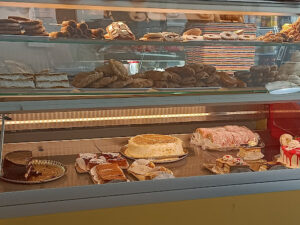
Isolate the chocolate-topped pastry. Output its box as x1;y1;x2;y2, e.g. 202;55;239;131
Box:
2;150;32;180
8;16;30;22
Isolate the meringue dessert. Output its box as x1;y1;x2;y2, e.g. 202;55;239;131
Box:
125;134;185;158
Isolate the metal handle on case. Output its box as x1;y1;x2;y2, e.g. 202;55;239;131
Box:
0;115;12;177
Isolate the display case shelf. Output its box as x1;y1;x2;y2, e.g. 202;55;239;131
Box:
1;35;300;47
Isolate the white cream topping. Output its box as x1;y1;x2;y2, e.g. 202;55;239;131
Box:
76;158;87;171
35;74;68;82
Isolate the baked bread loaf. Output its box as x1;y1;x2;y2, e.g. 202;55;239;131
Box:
126;134;185;158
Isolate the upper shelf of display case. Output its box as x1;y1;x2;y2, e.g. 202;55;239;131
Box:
0;0;300;15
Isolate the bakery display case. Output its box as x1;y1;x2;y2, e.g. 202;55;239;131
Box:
0;0;300;223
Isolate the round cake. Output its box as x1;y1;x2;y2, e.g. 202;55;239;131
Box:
125;134;184;158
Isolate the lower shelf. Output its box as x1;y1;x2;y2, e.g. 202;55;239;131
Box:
0;132;279;193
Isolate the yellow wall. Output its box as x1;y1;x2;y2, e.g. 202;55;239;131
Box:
1;190;299;225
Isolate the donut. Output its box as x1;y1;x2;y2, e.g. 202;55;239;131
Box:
183;35;203;41
203;34;221;40
220;31;238;40
238;34;256;41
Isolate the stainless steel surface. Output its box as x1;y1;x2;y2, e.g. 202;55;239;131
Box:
0;93;299;113
0;0;299;15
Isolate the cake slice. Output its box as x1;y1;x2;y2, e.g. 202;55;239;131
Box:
34;73;70;88
90;163;127;184
75;153;98;172
0;73;35;88
101;152;129;169
87;156;107;170
214;155;250;174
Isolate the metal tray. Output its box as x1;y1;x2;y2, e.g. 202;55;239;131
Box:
120;145;188;163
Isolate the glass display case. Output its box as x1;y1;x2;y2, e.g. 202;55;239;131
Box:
0;0;299;221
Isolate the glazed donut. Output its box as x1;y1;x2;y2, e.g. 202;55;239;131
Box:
203;34;221;40
238;34;256;41
280;134;293;146
220;31;238;40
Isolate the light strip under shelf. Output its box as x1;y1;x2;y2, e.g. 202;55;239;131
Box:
6;110;266;125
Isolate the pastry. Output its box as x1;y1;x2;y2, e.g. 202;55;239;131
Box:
0;73;35;88
91;28;105;39
125;134;185;158
153;80;169;88
105;21;135;40
95;64;114;76
220;31;238;40
238;34;256;41
191;125;259;150
90;163;127;184
145;71;170;81
101;152;129;169
127;78;153;88
75;153;98;172
140;33;164;42
203;64;216;74
194;71;209;80
161;32;182;42
109;59;129;80
2;151;33;180
218;72;238;87
166;66;195;77
238;147;264;161
107;78;133;88
203;34;221;40
278;134;300;168
181;76;196;85
183;28;202;36
214;155;250;174
167;72;182;83
89;76;118;88
62;20;77;28
87;156;107;170
220;15;244;23
128;159;174;181
71;71;103;88
188;63;204;73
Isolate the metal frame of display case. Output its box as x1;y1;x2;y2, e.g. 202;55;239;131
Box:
1;169;300;218
0;0;299;220
0;0;300;15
